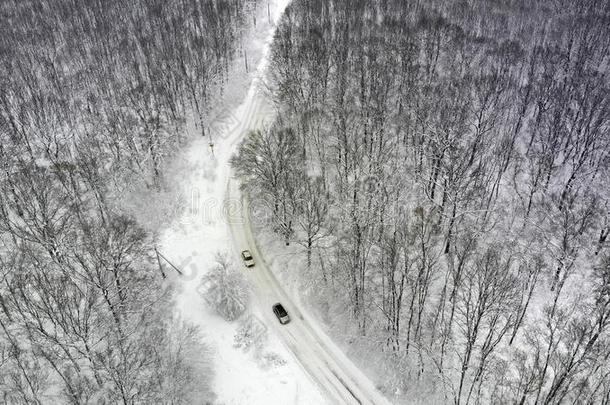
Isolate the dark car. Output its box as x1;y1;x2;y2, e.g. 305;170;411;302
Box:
272;303;291;324
241;250;255;267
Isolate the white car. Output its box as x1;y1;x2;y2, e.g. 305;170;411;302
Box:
241;250;255;267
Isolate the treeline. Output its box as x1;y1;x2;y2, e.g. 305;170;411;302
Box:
0;0;248;402
232;0;610;403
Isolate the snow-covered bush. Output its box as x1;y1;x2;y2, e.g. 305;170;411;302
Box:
199;252;249;321
259;352;287;369
233;315;268;353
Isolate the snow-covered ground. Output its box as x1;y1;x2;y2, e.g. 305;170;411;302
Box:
159;1;327;404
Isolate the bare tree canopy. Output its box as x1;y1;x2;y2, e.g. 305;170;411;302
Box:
232;0;610;402
0;0;251;402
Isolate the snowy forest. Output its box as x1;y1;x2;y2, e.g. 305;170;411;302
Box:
0;0;251;402
232;0;610;403
1;0;609;403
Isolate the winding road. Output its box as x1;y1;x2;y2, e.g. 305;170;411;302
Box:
213;36;393;405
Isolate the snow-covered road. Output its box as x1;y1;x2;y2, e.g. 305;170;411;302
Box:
216;12;392;405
